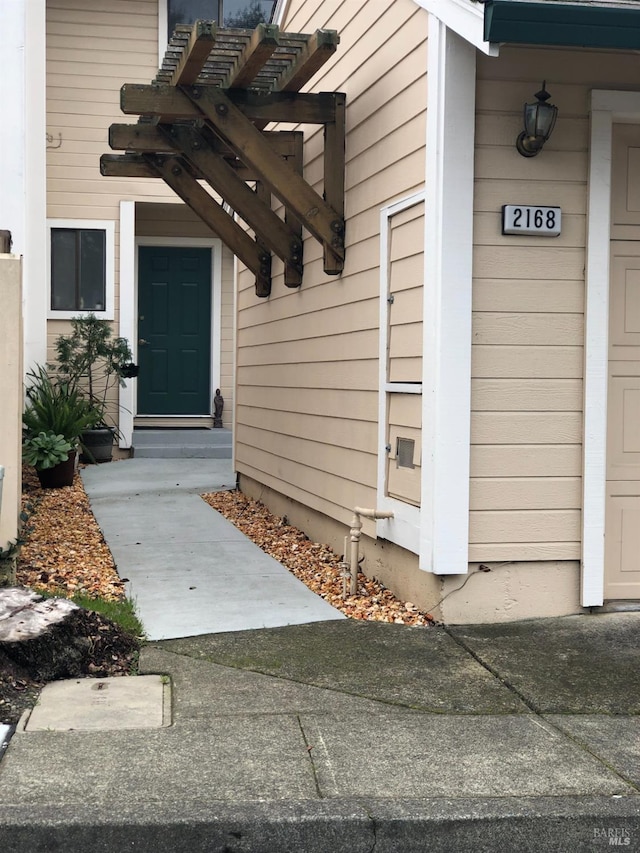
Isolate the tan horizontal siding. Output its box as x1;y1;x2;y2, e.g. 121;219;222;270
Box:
236;384;378;421
240;406;377;452
469;510;581;543
470;445;582;477
474;180;587;215
236;0;427;530
472;345;583;379
468;542;581;562
47;0;176;224
471;412;583;444
135;203;219;239
471;379;583;411
473;247;584;280
469;49;597;556
237;360;377;390
472;280;584;313
473;211;586;248
237;329;379;366
473;313;583;345
237;459;378;528
475;113;588;152
237;424;376;487
237;443;377;508
238;299;380;345
470;478;582;510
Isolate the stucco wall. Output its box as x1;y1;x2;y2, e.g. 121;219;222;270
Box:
0;255;23;551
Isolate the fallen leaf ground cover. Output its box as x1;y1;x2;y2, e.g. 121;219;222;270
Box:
202;490;436;627
17;466;125;601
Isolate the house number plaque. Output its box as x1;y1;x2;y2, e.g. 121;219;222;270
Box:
502;204;561;236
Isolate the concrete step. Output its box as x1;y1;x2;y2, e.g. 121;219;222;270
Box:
132;429;232;459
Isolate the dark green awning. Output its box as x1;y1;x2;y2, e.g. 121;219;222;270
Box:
484;1;640;49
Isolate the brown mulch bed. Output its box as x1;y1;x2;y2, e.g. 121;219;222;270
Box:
202;490;436;627
17;466;125;601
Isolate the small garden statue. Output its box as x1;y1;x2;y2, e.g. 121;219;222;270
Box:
213;389;224;428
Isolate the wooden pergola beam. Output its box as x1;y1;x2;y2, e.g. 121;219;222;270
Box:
169;20;217;86
274;29;339;93
161;123;302;279
120;84;338;124
146;154;271;296
322;92;346;274
110;24;347;288
183;86;344;272
222;23;279;89
100;152;160;178
109;123;302;161
284;131;304;287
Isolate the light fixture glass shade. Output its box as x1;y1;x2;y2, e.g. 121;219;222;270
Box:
516;82;558;157
523;100;556;139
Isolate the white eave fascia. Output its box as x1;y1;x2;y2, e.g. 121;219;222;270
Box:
412;0;500;56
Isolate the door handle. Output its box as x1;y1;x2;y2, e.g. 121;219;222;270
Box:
138;338;148;346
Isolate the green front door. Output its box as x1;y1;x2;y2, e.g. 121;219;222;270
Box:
138;246;211;415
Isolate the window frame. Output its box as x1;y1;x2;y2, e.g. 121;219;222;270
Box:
47;219;115;320
158;0;275;60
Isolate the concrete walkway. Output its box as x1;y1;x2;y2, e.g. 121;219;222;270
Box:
79;458;343;640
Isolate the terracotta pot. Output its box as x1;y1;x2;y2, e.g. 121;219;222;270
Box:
36;451;76;489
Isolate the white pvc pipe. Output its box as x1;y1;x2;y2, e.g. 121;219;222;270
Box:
348;507;394;596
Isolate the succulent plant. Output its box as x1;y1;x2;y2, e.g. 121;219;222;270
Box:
22;431;73;471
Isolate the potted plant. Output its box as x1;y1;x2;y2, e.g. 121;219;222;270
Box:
53;314;136;463
23;364;102;443
22;431;75;488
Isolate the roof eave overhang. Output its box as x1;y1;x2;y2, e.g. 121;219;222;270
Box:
413;0;500;56
485;1;640;50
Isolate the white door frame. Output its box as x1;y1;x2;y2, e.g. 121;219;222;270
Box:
377;191;425;555
118;200;223;446
583;90;640;605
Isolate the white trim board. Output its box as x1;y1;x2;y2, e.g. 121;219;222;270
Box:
582;90;640;606
376;22;476;576
420;18;475;575
1;0;47;369
119;201;136;449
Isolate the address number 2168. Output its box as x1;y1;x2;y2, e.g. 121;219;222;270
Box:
502;204;561;236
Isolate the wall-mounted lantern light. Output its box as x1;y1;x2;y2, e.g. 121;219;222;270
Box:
516;82;558;157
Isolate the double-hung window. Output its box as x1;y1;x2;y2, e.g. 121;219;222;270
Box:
48;220;115;319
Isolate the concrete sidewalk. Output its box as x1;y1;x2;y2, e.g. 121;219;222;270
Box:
1;617;639;852
1;458;639;851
